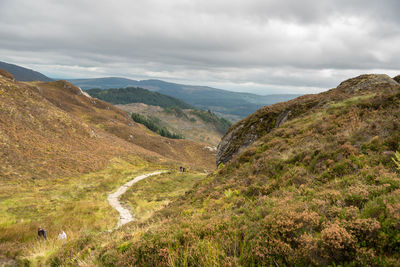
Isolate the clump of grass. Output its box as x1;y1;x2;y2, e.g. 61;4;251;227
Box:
393;151;400;170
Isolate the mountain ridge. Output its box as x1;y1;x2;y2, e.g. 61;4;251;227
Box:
68;77;301;117
0;61;52;82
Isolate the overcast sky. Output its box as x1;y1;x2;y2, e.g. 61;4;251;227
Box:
0;0;399;94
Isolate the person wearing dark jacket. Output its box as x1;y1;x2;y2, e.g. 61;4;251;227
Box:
37;227;47;241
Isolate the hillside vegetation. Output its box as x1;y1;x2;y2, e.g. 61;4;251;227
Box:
56;74;400;266
118;103;232;146
131;112;183;139
86;87;192;109
0;69;215;265
85;86;232;142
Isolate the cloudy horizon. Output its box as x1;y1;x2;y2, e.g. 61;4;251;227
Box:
0;0;399;94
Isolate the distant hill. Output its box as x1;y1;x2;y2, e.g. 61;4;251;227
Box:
86;87;193;109
117;103;232;146
86;86;231;145
0;60;52;82
68;77;301;117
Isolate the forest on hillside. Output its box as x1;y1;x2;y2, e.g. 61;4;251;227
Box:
86;87;192;109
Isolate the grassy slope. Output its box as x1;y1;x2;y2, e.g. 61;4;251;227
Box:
217;74;399;165
34;80;216;171
58;74;400;266
117;103;231;146
120;171;207;223
0;71;215;265
1;158;167;266
45;171;207;266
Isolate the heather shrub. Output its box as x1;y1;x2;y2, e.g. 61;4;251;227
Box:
320;223;355;262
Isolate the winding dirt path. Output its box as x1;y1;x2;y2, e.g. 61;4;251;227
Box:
107;171;167;228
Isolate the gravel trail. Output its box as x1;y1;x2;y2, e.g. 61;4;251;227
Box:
108;171;167;228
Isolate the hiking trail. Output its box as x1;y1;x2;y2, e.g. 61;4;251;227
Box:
107;171;167;228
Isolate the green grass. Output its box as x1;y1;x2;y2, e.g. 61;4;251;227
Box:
328;93;376;110
393;151;400;170
0;156;170;266
120;171;207;220
44;171;208;266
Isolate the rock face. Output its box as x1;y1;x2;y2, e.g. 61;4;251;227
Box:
216;74;400;166
275;110;291;127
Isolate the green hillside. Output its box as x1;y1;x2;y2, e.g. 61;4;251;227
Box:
131;112;183;139
187;109;232;134
86;87;193;109
52;74;400;266
117;104;232;146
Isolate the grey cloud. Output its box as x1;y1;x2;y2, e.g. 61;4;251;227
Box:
0;0;399;94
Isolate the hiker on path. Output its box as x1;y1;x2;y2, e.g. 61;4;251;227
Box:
58;230;67;240
37;227;47;241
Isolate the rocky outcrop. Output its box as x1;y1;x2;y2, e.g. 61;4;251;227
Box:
336;74;398;93
275;110;291;127
216;92;329;166
216;74;400;166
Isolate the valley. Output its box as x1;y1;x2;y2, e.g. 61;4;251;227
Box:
1;1;400;266
44;74;400;266
0;66;399;266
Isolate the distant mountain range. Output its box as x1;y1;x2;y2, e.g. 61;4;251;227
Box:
0;60;52;82
0;61;302;118
68;77;302;118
